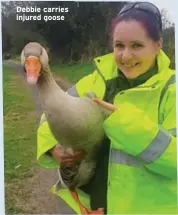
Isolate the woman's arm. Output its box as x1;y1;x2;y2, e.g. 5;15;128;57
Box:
94;84;176;179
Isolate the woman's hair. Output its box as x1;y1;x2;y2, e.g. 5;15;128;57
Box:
111;8;162;43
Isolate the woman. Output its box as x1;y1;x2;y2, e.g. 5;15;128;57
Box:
37;2;177;214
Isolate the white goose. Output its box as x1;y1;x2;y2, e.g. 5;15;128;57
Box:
21;42;110;214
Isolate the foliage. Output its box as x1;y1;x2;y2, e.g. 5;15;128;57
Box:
162;24;175;69
2;1;175;67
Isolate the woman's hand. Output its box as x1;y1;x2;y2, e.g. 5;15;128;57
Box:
92;98;118;112
50;144;86;166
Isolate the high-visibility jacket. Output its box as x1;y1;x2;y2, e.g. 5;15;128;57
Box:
37;49;177;214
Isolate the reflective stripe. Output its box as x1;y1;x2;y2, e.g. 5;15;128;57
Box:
39;116;47;127
169;128;177;137
159;74;175;109
158;74;175;124
67;86;79;97
110;149;142;167
138;128;171;163
110;128;172;166
85;92;97;99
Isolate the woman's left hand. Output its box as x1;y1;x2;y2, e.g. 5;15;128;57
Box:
93;98;118;112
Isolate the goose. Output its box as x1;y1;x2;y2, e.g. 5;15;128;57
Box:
21;42;111;214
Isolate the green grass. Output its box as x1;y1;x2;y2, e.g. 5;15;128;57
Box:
3;54;20;62
3;64;39;213
51;61;94;83
10;54;21;62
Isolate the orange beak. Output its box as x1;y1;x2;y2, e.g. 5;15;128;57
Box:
25;56;41;85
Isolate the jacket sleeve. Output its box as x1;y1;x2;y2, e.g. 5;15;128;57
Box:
103;83;176;179
37;113;59;168
37;72;97;168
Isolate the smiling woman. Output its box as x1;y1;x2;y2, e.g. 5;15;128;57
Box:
111;2;162;80
113;20;162;79
36;1;177;215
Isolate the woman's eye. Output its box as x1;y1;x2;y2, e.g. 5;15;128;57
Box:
133;43;143;48
115;43;124;48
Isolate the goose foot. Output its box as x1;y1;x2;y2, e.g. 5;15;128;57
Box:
69;188;104;215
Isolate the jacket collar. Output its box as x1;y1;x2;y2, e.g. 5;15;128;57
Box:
93;49;172;84
119;64;158;88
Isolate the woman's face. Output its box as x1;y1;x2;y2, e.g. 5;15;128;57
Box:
113;20;162;79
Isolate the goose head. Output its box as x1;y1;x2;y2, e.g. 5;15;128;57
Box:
21;42;49;85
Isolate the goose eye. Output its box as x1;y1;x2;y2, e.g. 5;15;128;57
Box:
23;64;27;73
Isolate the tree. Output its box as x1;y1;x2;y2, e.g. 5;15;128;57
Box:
2;1;175;66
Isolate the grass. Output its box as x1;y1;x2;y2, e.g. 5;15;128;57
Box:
3;64;39;213
5;54;21;62
11;55;21;61
51;61;94;83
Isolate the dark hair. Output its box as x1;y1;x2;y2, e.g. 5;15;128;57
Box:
111;8;162;44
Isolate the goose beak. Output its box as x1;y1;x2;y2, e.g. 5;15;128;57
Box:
25;56;41;85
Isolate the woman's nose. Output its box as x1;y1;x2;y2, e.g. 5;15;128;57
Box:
121;48;133;61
